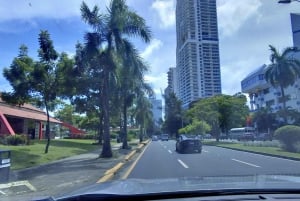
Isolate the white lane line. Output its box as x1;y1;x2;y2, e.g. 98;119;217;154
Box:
0;191;5;195
178;159;189;168
168;150;172;154
232;158;260;168
203;150;208;153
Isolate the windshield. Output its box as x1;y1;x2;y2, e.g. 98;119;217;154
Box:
1;0;300;200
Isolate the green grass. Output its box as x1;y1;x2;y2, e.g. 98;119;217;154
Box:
0;139;102;170
203;140;300;160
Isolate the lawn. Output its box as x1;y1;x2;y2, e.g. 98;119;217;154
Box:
203;140;300;160
0;139;102;170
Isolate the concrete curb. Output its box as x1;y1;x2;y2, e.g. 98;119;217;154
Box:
97;139;151;183
214;145;300;161
124;150;137;161
104;162;124;175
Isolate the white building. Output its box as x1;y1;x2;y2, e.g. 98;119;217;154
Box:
241;64;300;112
241;13;300;112
176;0;221;108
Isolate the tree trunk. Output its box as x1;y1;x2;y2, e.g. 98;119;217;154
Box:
122;103;129;149
98;112;103;145
44;103;51;154
280;85;288;124
100;68;112;158
139;125;143;143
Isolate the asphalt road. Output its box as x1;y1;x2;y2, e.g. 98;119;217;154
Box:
127;140;300;179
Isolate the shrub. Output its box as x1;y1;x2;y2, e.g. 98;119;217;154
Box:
274;125;300;152
4;134;27;146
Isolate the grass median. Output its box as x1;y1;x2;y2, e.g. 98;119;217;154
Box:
0;139;103;170
203;140;300;160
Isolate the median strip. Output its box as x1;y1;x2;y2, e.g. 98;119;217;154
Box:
104;162;124;175
124;150;137;161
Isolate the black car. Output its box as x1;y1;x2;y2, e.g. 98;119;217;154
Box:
176;135;202;154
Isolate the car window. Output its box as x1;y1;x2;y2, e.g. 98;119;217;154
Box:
1;0;300;200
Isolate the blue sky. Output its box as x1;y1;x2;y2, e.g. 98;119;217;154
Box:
0;0;300;100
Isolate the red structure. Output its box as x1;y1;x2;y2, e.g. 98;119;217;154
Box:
0;97;85;139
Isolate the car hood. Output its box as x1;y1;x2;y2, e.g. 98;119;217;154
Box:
58;175;300;199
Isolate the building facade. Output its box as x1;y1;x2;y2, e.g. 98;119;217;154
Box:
241;13;300;113
167;67;178;95
291;13;300;48
241;64;300;112
176;0;221;108
149;97;163;127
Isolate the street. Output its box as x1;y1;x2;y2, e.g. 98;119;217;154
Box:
126;140;300;179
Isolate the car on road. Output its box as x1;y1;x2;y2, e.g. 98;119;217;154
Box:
151;135;159;141
176;134;202;154
160;134;169;141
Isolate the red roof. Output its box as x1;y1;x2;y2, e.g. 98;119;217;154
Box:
0;98;61;123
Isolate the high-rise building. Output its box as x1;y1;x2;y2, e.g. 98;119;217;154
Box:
167;67;178;95
149;97;163;127
176;0;221;108
291;13;300;48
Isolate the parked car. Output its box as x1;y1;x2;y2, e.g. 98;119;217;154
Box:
152;135;159;141
176;134;202;154
160;134;169;141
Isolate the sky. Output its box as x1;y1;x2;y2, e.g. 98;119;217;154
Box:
0;0;300;101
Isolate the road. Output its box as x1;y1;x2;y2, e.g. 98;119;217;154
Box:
126;140;300;179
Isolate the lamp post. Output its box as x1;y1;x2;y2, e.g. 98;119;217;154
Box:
278;0;300;3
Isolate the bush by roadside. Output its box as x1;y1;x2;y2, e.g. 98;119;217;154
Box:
0;134;28;146
275;125;300;153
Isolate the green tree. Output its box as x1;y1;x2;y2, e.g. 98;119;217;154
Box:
179;119;210;136
186;94;249;141
3;31;71;153
116;50;153;149
163;92;182;138
265;45;300;123
79;0;151;157
134;93;154;142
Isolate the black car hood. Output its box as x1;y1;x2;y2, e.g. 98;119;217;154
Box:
57;175;300;199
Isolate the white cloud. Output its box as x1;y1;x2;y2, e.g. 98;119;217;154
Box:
217;0;262;37
151;0;175;29
141;38;163;59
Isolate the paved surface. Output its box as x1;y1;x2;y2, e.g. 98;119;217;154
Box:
127;140;300;179
0;142;137;201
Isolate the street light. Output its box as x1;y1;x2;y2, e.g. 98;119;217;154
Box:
278;0;300;3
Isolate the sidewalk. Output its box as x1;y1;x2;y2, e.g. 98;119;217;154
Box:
0;141;140;201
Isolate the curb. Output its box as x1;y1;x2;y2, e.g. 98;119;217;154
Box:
97;139;151;183
215;145;300;161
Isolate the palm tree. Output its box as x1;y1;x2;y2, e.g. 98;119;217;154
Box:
135;93;154;142
80;0;152;157
116;44;153;149
265;45;300;123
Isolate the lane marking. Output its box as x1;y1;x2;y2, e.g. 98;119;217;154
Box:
0;191;5;195
168;150;172;154
177;159;189;168
203;150;208;153
121;141;151;179
232;158;260;168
